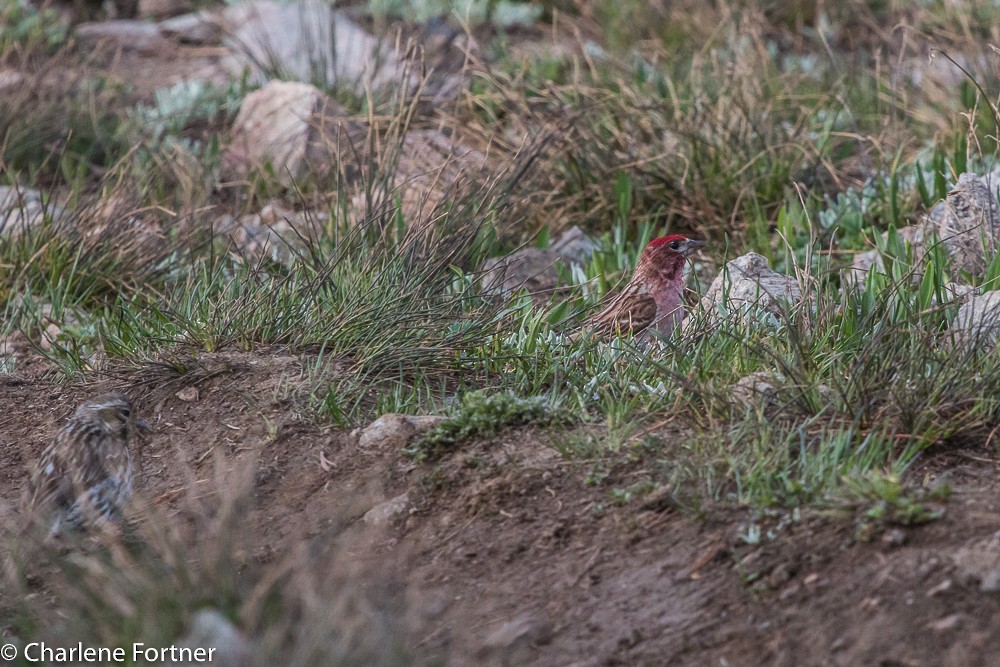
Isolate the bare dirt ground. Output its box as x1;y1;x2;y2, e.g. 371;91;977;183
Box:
3;352;1000;666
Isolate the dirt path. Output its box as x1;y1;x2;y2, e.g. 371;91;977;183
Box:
2;357;999;665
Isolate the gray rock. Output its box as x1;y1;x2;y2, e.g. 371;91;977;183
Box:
550;226;599;265
846;172;1000;285
934;172;1000;277
481;247;560;296
75;20;170;53
355;413;445;450
0;186;48;235
480;226;598;295
731;371;783;409
159;12;220;44
476;616;553;666
688;253;802;329
222;0;409;93
362;493;410;527
843;222;931;285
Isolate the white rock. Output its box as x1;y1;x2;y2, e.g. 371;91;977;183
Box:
951;290;1000;350
221;81;366;187
222;0;409;93
689;253;802;328
357;413;445;449
159;12;220;44
0;69;23;93
171;608;252;667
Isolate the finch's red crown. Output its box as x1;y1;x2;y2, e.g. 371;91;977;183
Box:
647;234;691;248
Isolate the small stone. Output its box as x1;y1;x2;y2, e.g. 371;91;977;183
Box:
935;173;1000;278
176;387;200;402
549;226;599;265
357;413;445;449
843;222;931;285
953;534;1000;587
0;331;29;357
362;493;410;527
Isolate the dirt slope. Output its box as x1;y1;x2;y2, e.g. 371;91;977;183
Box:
2;354;1000;666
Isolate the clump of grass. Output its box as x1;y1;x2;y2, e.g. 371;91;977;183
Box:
1;457;412;666
407;390;562;460
833;470;952;541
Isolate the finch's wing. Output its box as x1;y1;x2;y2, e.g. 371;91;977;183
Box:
585;286;658;339
23;441;75;515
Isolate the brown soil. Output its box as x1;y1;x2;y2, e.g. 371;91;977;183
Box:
3;352;1000;666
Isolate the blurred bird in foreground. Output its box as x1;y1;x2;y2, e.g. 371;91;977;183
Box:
22;392;149;539
581;234;704;342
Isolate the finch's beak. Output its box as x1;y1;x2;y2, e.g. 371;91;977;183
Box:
136;417;153;434
683;239;705;253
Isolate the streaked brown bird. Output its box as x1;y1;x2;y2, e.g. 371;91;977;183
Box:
22;392;148;538
582;234;704;341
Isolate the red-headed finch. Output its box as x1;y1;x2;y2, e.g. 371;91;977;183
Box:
22;392;149;538
582;234;704;341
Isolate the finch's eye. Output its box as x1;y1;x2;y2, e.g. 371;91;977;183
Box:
669;241;680;250
121;408;130;418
